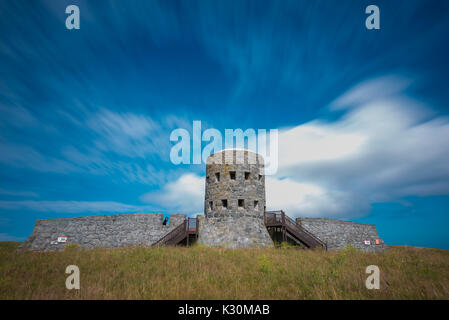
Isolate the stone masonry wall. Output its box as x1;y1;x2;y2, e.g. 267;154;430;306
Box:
197;214;273;248
296;218;386;252
21;213;186;251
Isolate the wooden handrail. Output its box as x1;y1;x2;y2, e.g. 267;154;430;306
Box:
187;217;197;231
265;210;327;249
296;223;326;247
153;219;186;246
153;217;199;247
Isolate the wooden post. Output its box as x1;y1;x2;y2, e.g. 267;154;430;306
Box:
185;219;189;246
281;211;286;242
196;217;199;234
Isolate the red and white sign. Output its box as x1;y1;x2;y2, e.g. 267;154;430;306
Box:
57;236;67;243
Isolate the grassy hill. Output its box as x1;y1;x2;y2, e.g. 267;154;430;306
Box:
0;241;448;299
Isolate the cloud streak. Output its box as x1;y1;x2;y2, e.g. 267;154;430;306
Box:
0;188;39;198
0;106;179;185
0;200;156;214
87;109;164;158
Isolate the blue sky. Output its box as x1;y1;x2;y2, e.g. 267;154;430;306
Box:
1;0;449;249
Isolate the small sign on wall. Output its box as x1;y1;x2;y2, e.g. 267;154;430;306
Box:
58;236;68;243
364;240;371;245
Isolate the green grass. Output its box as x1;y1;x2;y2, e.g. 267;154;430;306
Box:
0;241;448;299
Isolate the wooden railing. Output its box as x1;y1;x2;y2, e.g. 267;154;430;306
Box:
186;217;198;232
265;210;327;249
153;217;198;247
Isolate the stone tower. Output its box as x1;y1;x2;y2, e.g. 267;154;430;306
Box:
198;149;274;248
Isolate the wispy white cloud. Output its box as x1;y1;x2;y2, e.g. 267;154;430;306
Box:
0;104;38;127
87;109;165;158
59;109;181;185
265;177;371;219
0;107;178;185
140;173;204;213
0;142;78;173
0;200;156;214
330;75;414;111
272;76;449;218
0;188;39;198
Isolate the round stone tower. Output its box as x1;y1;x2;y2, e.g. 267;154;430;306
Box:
198;149;273;248
204;149;265;218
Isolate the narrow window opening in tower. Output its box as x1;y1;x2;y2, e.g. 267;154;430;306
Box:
258;174;262;181
206;176;210;183
238;199;244;208
209;201;213;210
254;200;259;209
230;171;236;180
215;172;220;182
244;172;250;180
222;199;228;208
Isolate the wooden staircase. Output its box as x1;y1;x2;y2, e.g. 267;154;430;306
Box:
264;210;327;249
152;212;325;249
153;217;198;246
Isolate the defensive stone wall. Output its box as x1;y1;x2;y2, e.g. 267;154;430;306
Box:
296;217;386;252
21;213;185;251
197;214;273;248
